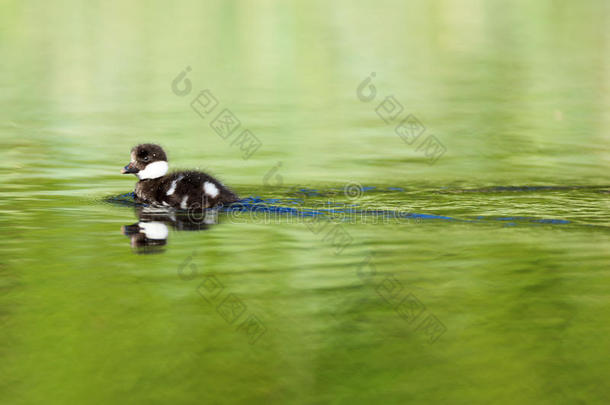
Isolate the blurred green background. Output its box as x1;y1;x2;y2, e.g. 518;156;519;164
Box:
1;0;609;404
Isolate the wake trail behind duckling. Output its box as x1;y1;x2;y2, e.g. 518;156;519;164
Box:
102;185;605;229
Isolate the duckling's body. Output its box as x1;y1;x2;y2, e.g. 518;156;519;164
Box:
135;170;238;209
121;144;239;209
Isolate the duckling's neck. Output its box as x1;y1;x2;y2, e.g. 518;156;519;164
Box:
135;177;164;202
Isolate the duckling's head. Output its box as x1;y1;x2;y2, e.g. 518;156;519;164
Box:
121;144;168;179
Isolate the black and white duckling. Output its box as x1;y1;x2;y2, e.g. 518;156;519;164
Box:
121;144;239;209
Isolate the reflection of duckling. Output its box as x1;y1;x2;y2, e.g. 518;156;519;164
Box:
122;221;168;254
121;206;219;253
135;206;218;230
121;143;239;209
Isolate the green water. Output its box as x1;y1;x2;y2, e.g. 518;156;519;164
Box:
1;1;610;404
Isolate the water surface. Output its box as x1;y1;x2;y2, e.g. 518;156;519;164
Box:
1;1;610;404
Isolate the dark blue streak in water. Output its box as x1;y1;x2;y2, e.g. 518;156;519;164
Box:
106;192;573;226
484;216;570;224
228;197;457;221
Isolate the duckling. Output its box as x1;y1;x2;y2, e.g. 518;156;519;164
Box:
121;144;239;209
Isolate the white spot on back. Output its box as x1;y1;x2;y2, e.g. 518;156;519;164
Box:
204;181;219;198
137;161;169;180
166;175;183;196
180;195;188;209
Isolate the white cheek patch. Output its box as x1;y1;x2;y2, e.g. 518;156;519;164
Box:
137;161;169;180
166;175;183;196
138;221;169;240
204;181;219;198
180;196;188;209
